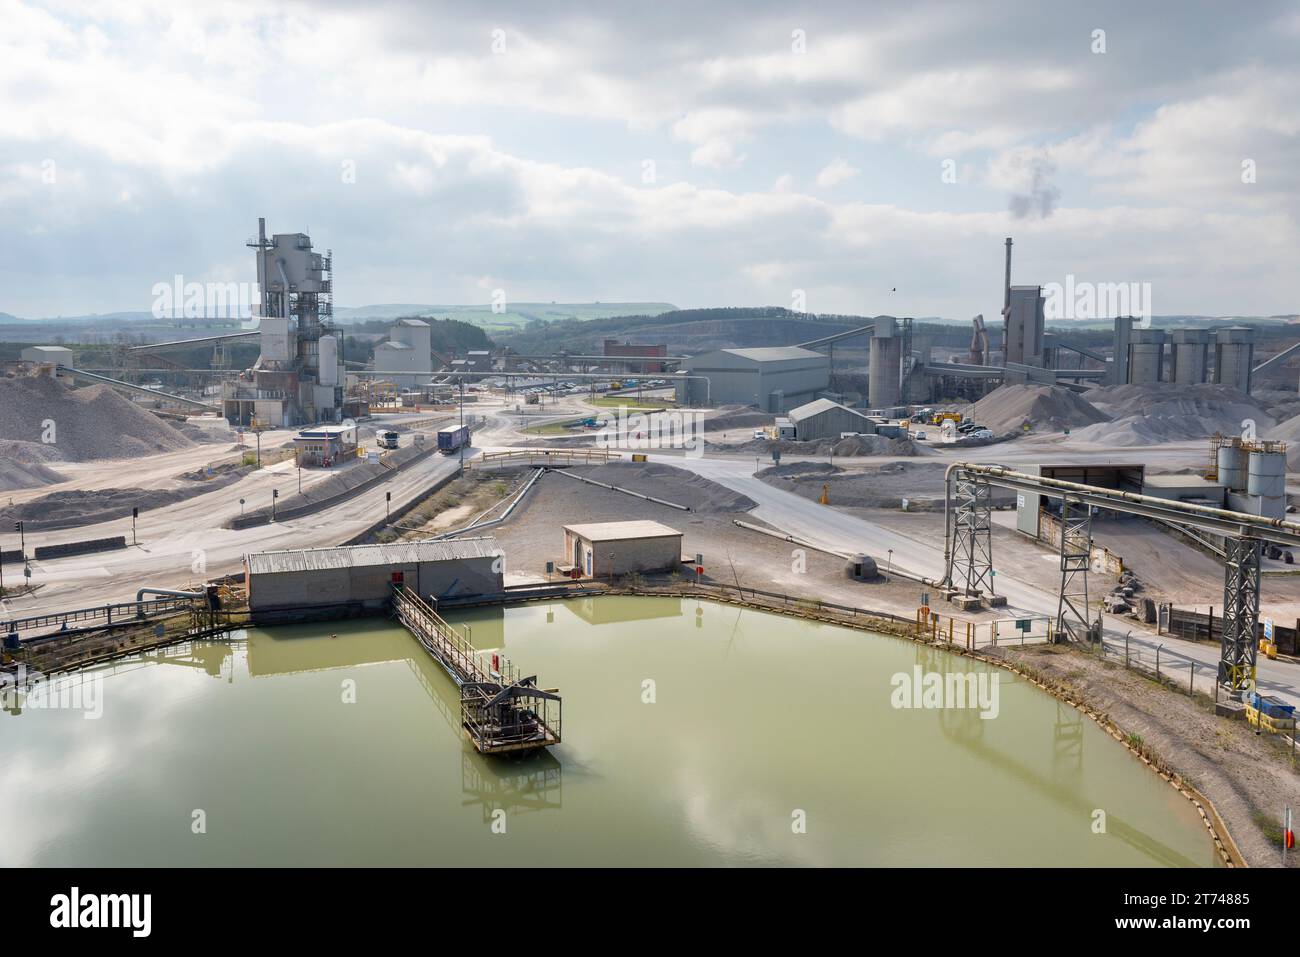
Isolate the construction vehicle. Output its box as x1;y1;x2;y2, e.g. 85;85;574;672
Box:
377;431;400;450
932;411;963;426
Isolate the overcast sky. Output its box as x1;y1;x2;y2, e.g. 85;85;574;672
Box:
2;0;1298;320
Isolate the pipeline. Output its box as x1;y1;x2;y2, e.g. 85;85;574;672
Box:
545;467;691;511
942;460;1300;587
432;468;545;539
135;587;205;618
731;520;941;587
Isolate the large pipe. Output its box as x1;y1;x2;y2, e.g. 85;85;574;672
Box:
135;586;205;618
942;463;1300;587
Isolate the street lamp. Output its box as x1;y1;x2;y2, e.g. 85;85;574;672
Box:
886;549;893;576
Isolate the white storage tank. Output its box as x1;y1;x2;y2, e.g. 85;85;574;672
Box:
319;335;339;386
1217;441;1248;491
1247;448;1286;499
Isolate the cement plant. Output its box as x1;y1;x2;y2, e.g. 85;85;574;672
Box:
2;3;1297;918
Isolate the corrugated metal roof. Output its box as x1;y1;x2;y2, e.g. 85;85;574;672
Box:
564;520;682;541
722;346;825;362
788;398;869;422
246;537;501;575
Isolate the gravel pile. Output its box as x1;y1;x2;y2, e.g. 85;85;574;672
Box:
967;384;1109;433
0;377;195;462
0;440;67;491
758;460;962;510
567;461;756;513
1071;383;1272;447
705;406;774;432
721;434;927;457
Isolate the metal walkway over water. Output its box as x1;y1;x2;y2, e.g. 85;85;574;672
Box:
391;585;561;755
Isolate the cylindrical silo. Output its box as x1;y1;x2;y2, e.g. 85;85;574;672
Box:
1169;329;1209;384
1214;327;1255;392
1247;449;1286;497
319;335;339;386
1127;329;1166;384
869;317;902;408
1248;448;1286;518
1217;440;1248;492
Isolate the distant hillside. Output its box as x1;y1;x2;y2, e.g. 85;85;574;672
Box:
333;301;677;335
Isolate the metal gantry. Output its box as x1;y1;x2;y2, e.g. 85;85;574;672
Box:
1056;498;1094;643
944;463;1300;694
1220;536;1261;693
950;475;995;599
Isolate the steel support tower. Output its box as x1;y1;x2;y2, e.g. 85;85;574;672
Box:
1056;498;1093;642
950;475;994;598
1219;536;1261;693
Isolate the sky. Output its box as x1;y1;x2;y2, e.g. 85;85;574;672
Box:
1;0;1298;321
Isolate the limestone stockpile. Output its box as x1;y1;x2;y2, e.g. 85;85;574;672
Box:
1072;383;1273;447
967;384;1109;434
0;376;194;463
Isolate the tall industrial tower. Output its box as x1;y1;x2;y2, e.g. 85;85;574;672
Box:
223;218;343;426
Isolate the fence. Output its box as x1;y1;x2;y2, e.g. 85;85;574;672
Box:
1159;603;1297;656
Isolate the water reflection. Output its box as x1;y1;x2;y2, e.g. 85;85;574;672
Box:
237;622;565;819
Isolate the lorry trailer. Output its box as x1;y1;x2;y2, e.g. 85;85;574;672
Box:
437;424;471;454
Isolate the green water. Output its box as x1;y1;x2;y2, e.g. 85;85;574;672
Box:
0;596;1219;866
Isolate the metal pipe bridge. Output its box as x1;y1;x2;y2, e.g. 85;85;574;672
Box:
941;462;1300;695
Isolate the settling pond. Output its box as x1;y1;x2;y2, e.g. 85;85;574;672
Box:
0;596;1220;866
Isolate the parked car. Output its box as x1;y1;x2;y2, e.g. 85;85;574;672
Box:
752;429;767;439
913;430;927;441
970;429;994;440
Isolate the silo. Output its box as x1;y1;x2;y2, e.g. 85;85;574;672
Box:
319;335;339;387
1127;329;1165;384
1168;329;1209;384
869;317;902;408
1217;440;1248;492
1247;447;1286;518
1214;327;1255;392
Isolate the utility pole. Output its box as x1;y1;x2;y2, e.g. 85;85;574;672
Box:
271;488;279;522
459;377;465;478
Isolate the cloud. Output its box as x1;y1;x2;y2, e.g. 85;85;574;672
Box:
0;0;1298;318
815;158;860;189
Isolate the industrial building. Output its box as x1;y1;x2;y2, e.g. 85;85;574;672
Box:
244;538;504;617
786;398;877;441
372;319;434;388
562;520;683;578
1214;327;1255;392
20;345;74;367
1004;285;1046;366
1169;329;1210;384
292;424;359;467
222;218;342;427
868;316;904;407
603;339;667;374
676;347;830;412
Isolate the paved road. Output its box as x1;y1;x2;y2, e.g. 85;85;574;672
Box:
1;418;507;620
657;451;1300;710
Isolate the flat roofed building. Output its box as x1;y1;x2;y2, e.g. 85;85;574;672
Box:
245;538;503;614
562;520;683;578
20;345;74;366
677;346;830;412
